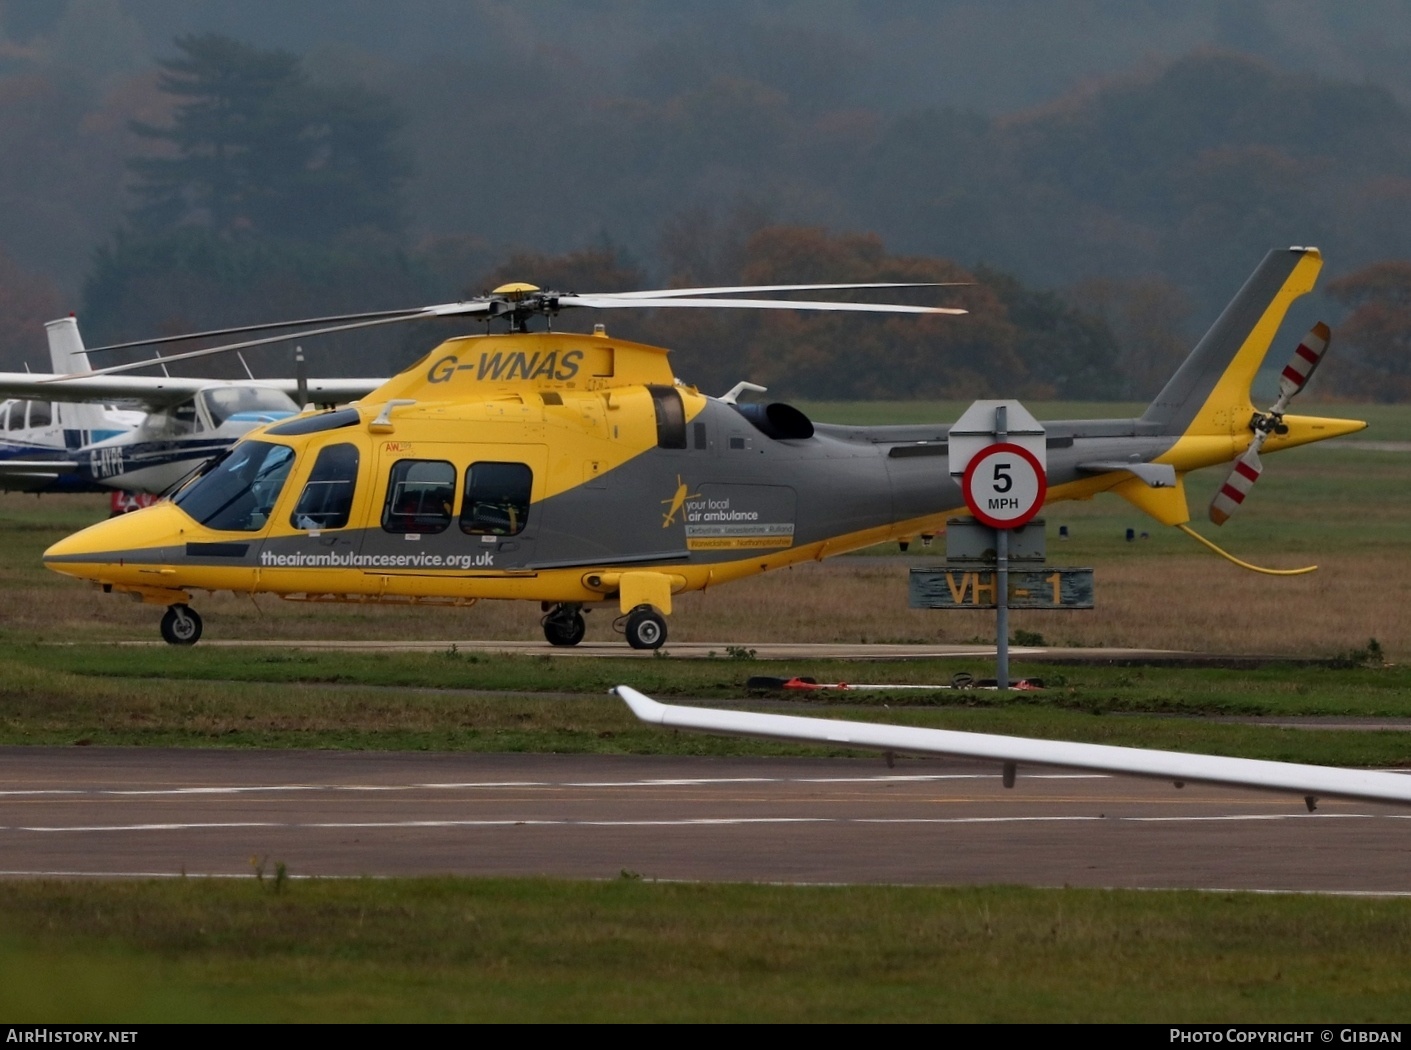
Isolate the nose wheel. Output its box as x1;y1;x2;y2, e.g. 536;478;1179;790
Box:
160;603;203;646
542;603;586;647
624;605;667;650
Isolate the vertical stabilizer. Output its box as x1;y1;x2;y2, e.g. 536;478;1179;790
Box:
1141;248;1322;436
45;316;93;373
44;316;110;435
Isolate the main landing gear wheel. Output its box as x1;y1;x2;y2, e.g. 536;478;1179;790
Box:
624;605;667;650
542;604;586;647
160;603;202;646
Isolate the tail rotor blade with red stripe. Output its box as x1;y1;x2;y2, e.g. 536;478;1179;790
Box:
1275;321;1331;410
1209;449;1264;526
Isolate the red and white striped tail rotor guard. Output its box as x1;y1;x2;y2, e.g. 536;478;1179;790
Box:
1209;450;1263;525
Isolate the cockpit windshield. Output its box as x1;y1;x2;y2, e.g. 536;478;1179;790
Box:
200;387;299;428
172;440;295;532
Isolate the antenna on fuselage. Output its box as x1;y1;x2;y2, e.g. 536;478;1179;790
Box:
294;346;308;408
719;381;767;405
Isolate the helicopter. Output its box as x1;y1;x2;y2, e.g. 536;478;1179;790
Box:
41;247;1364;647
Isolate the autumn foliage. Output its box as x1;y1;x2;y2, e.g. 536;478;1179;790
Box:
626;227;1119;400
1325;263;1411;401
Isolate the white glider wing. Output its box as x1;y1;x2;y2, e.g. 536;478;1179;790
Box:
613;686;1411;807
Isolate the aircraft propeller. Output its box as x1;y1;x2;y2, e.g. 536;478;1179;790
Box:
1208;321;1331;526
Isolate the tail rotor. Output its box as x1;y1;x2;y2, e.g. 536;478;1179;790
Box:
1208;322;1330;526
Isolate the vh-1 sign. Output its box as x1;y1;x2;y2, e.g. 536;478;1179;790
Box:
909;567;1094;610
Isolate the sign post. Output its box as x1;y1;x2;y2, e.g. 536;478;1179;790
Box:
907;399;1092;690
961;406;1043;688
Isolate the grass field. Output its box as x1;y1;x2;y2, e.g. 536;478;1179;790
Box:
0;646;1409;765
0;399;1406;1021
3;880;1411;1023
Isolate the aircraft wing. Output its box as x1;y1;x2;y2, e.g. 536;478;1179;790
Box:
0;372;209;410
613;686;1411;808
0;373;383;411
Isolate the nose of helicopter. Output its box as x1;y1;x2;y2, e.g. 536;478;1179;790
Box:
43;501;192;581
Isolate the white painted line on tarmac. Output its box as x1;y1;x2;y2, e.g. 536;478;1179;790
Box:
4;812;1386;833
0;772;1107;798
2;868;1405;895
0;870;350;880
1125;813;1376;823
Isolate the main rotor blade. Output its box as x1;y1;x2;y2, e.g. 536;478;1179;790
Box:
84;307;437;354
558;294;966;315
82;284;967;355
62;287;963;380
608;282;967;299
45;306;490;381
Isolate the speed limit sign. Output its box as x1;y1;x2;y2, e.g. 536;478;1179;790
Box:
961;442;1047;529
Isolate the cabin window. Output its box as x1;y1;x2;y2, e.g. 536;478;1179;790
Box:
169;399;201;436
6;402;23;430
201;387;298;427
0;404;12;430
693;421;707;450
172;440;296;532
382;460;455;534
647;385;687;449
460;462;533;536
27;402;50;428
290;443;360;531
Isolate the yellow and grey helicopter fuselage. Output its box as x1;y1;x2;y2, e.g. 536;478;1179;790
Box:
41;248;1366;647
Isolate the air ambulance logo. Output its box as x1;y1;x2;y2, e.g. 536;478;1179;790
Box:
661;475;701;528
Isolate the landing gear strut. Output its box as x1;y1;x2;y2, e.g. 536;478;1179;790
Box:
624;605;667;650
542;603;586;647
160;603;202;646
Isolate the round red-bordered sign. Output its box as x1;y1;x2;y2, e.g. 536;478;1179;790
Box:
961;442;1047;528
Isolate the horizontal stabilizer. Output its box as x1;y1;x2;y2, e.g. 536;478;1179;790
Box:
1078;461;1177;487
0;461;78;475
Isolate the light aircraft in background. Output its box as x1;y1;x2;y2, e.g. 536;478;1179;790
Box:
0;317;382;497
40;249;1363;646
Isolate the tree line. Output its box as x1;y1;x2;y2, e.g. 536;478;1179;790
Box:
2;32;1409;400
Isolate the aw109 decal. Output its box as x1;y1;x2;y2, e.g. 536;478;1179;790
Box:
682;484;796;551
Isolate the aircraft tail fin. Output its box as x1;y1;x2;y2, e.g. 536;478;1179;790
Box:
44;316;110;433
45;315;93;374
1140;248;1322;436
